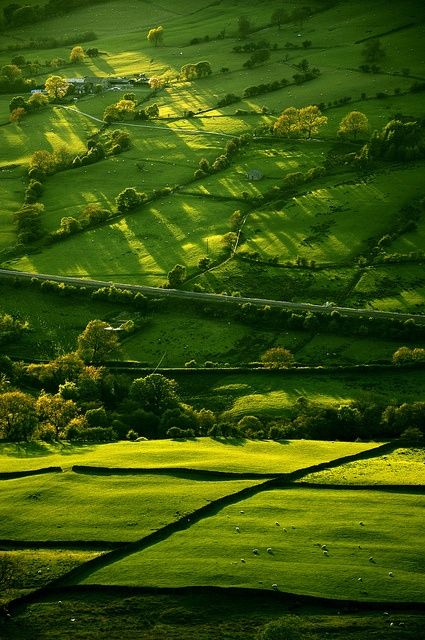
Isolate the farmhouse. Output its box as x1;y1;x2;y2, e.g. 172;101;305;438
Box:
246;168;263;181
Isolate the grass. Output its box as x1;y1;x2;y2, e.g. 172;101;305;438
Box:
349;263;425;312
6;591;425;640
0;471;260;542
0;548;98;605
299;447;425;485
82;486;425;603
0;438;379;474
175;368;425;419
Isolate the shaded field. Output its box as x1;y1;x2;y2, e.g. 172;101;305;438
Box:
83;486;425;603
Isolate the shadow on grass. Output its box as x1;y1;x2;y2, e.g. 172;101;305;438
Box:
3;441;96;458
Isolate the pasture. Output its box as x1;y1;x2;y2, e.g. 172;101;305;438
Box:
82;486;425;603
0;438;378;474
300;447;425;485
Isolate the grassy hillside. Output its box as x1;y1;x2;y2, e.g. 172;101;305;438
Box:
83;486;425;603
0;438;378;473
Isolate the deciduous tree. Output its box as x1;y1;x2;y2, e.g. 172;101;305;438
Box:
69;46;84;64
77;320;121;363
0;391;38;441
44;75;70;100
338;110;369;140
261;347;294;369
129;374;179;415
147;25;164;47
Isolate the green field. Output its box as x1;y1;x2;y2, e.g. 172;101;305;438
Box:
0;438;378;473
0;471;260;542
300;447;425;485
1;1;425;635
83;486;425;602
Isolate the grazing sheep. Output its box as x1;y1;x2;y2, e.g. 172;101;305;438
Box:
368;557;374;563
388;572;393;577
235;526;240;533
240;558;245;563
240;510;245;514
321;545;328;551
272;584;278;591
275;522;280;527
358;577;362;582
252;548;259;555
283;528;287;532
267;547;273;554
359;522;365;526
323;550;329;556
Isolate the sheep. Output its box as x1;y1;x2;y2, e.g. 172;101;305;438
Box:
368;557;375;563
267;547;273;554
388;572;393;577
240;510;245;514
359;521;365;526
323;550;329;556
358;577;362;582
240;558;245;563
252;548;259;555
283;528;287;532
271;584;278;591
275;522;280;527
321;544;328;551
235;526;240;533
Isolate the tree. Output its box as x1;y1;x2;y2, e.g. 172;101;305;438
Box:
27;92;48;111
10;106;25;122
298;105;327;138
77;320;121;363
36;392;78;437
44;75;70;100
148;76;164;91
338;111;369;140
362;39;385;64
115;98;136;118
129;374;179;415
70;46;84;64
9;95;26;112
273;107;300;137
147;25;164;47
1;64;22;82
238;15;251;39
271;8;287;29
115;187;145;212
261;347;294;369
167;264;186;288
0;391;38;441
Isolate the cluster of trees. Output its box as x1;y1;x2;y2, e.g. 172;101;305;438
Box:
193;134;250;180
180;61;212;81
13;203;44;244
364;119;425;163
233;40;278;54
243;49;270;69
274;105;328;138
103;96;159;123
2;0;105;27
2;344;423;443
0;62;35;93
392;346;425;366
0;313;29;345
9;93;49;123
115;187;146;213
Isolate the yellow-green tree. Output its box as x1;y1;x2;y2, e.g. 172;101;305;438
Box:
273;107;300;137
261;347;294;369
338;110;369;140
148;76;164;90
70;46;84;64
10;106;25;122
27;92;48;110
44;75;70;100
298;105;327;138
147;25;163;46
77;319;121;363
274;105;327;139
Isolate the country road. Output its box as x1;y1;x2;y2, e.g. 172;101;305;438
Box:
1;267;424;324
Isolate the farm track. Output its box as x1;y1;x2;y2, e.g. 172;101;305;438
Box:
6;441;412;613
1;268;424;323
